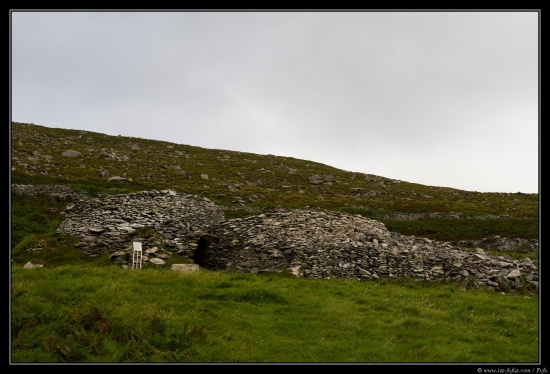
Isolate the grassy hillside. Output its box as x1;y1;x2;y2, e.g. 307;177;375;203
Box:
11;121;539;250
10;121;539;256
9;122;540;364
11;121;538;218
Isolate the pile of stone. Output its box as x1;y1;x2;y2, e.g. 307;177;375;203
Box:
196;209;538;293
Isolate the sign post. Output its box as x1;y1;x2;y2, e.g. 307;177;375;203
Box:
132;242;143;269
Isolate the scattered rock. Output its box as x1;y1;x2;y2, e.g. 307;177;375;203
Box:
61;150;81;158
171;264;199;272
23;261;43;269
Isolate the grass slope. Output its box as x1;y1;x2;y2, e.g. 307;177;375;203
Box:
11;121;538;218
10;121;541;364
11;266;539;363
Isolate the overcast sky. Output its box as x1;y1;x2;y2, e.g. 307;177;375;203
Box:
10;10;540;194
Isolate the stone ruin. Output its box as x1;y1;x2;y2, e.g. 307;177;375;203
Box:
52;188;225;262
12;185;539;293
196;209;538;293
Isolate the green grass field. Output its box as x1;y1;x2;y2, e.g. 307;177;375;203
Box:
11;265;539;363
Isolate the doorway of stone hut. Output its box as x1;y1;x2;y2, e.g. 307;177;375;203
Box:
192;234;217;270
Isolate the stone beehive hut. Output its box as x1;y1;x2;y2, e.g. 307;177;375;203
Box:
55;188;225;258
194;209;538;293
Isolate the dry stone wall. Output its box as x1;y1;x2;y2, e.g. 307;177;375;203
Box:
12;183;86;199
12;185;539;293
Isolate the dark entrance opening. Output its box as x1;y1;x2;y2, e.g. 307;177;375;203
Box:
192;234;218;270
